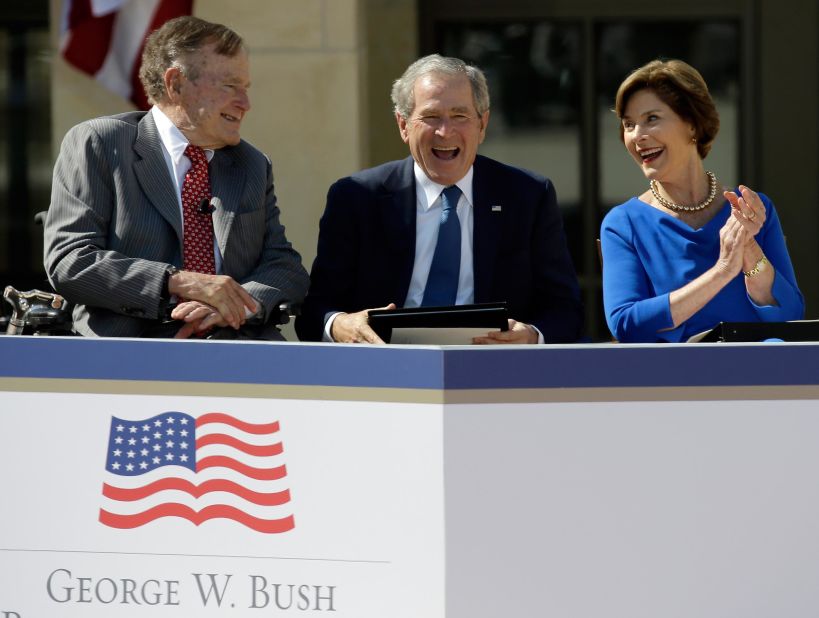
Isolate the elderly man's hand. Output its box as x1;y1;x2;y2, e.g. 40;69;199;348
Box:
170;300;228;338
168;271;257;330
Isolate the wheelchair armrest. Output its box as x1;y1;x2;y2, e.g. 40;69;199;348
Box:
3;286;72;335
273;302;301;326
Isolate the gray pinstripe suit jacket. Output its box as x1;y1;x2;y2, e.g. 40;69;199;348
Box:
44;110;309;337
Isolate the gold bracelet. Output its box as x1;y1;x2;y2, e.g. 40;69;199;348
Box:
744;256;768;278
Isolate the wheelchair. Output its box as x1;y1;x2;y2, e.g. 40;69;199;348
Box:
2;211;297;337
1;284;298;337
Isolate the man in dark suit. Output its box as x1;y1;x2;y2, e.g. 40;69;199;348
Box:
45;16;308;339
296;54;582;344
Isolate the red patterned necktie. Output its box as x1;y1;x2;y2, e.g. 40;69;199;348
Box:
181;145;216;275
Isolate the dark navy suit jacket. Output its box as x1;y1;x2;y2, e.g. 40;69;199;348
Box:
295;155;583;342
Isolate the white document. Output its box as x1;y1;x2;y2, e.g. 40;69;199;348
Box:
389;327;498;345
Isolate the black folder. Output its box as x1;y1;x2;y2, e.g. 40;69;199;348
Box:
696;321;819;342
367;302;508;343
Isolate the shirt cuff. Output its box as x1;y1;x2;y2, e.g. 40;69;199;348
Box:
244;295;265;323
323;312;343;342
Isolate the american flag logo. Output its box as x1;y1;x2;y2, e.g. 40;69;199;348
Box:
99;412;294;534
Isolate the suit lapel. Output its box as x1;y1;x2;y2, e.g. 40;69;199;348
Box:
208;150;244;262
133;113;183;248
380;157;417;304
471;156;502;302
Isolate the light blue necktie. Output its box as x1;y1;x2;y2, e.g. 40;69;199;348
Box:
422;185;462;306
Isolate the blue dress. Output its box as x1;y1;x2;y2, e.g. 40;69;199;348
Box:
600;193;804;343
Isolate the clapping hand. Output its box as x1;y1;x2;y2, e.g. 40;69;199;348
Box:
715;215;749;278
725;185;765;239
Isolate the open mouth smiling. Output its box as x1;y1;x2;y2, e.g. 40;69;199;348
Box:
638;147;663;164
432;146;459;160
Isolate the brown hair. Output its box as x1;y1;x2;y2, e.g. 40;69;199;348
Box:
615;59;719;158
139;16;245;105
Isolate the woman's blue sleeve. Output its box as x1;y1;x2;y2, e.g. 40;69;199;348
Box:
749;195;805;321
600;208;677;342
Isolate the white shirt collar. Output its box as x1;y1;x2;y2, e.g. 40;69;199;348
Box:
150;106;214;164
413;162;474;211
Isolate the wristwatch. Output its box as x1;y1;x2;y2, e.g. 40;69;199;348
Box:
163;265;180;293
159;265;180;317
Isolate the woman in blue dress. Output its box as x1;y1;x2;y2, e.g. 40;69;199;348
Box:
600;59;803;343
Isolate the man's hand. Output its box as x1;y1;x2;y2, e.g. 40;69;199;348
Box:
331;303;396;344
472;319;539;345
168;270;257;330
170;300;227;338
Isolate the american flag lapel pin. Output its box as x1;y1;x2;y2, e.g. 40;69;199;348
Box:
491;205;502;212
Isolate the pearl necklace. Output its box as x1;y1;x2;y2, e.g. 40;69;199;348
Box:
650;171;718;212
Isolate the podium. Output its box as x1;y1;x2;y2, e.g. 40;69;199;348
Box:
3;337;819;617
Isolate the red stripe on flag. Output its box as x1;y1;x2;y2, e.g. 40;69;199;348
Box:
99;505;296;533
197;456;288;481
62;2;117;76
130;0;194;109
197;413;281;435
102;479;292;506
67;0;94;27
196;433;284;456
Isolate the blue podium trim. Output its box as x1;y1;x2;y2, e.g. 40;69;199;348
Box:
2;337;819;391
0;337;443;389
442;344;819;389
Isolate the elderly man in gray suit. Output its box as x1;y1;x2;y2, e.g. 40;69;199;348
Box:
45;16;308;339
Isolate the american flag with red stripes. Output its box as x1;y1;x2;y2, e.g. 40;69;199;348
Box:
59;0;193;109
99;412;295;534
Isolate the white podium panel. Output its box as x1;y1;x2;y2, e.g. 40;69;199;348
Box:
444;399;819;618
0;386;445;617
